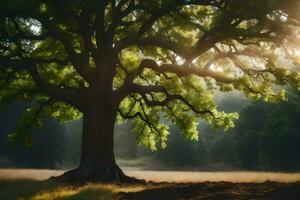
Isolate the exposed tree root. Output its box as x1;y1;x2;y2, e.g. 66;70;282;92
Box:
47;165;146;185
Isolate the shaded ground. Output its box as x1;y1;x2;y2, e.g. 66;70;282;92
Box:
120;181;300;200
0;169;300;199
0;180;150;200
1;179;300;200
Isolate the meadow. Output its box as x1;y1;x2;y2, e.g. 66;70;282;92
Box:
1;169;300;200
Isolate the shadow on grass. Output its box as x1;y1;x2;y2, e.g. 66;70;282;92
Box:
0;179;116;200
119;181;300;200
2;179;300;200
0;179;50;200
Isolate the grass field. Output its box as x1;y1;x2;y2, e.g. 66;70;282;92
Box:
1;169;300;183
0;169;300;199
0;179;150;200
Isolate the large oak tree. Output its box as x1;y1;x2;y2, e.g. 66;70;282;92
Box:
0;0;300;183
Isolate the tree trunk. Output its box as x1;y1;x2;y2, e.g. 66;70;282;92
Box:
77;108;121;182
50;102;143;184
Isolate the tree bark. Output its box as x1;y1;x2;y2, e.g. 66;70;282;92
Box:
76;107;120;182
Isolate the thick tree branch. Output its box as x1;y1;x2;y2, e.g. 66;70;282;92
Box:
115;36;192;57
77;9;97;58
145;93;213;115
0;57;82;109
139;59;236;83
138;6;172;35
34;14;93;81
95;0;108;49
120;83;215;118
116;58;236;101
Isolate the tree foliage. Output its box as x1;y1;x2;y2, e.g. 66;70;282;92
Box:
0;0;300;150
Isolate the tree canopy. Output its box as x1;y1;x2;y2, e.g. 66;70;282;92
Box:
1;0;300;151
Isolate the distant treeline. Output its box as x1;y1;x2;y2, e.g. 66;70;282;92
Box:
153;89;300;171
0;90;299;171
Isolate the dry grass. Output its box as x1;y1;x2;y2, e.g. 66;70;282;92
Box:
1;169;300;200
0;169;64;181
29;183;149;200
0;179;150;200
1;169;300;183
0;169;152;200
126;170;300;183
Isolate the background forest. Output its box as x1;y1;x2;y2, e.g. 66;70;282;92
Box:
0;89;299;171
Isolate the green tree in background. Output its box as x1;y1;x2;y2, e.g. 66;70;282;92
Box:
155;125;207;168
0;102;65;168
189;96;247;169
0;0;300;182
235;90;300;171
